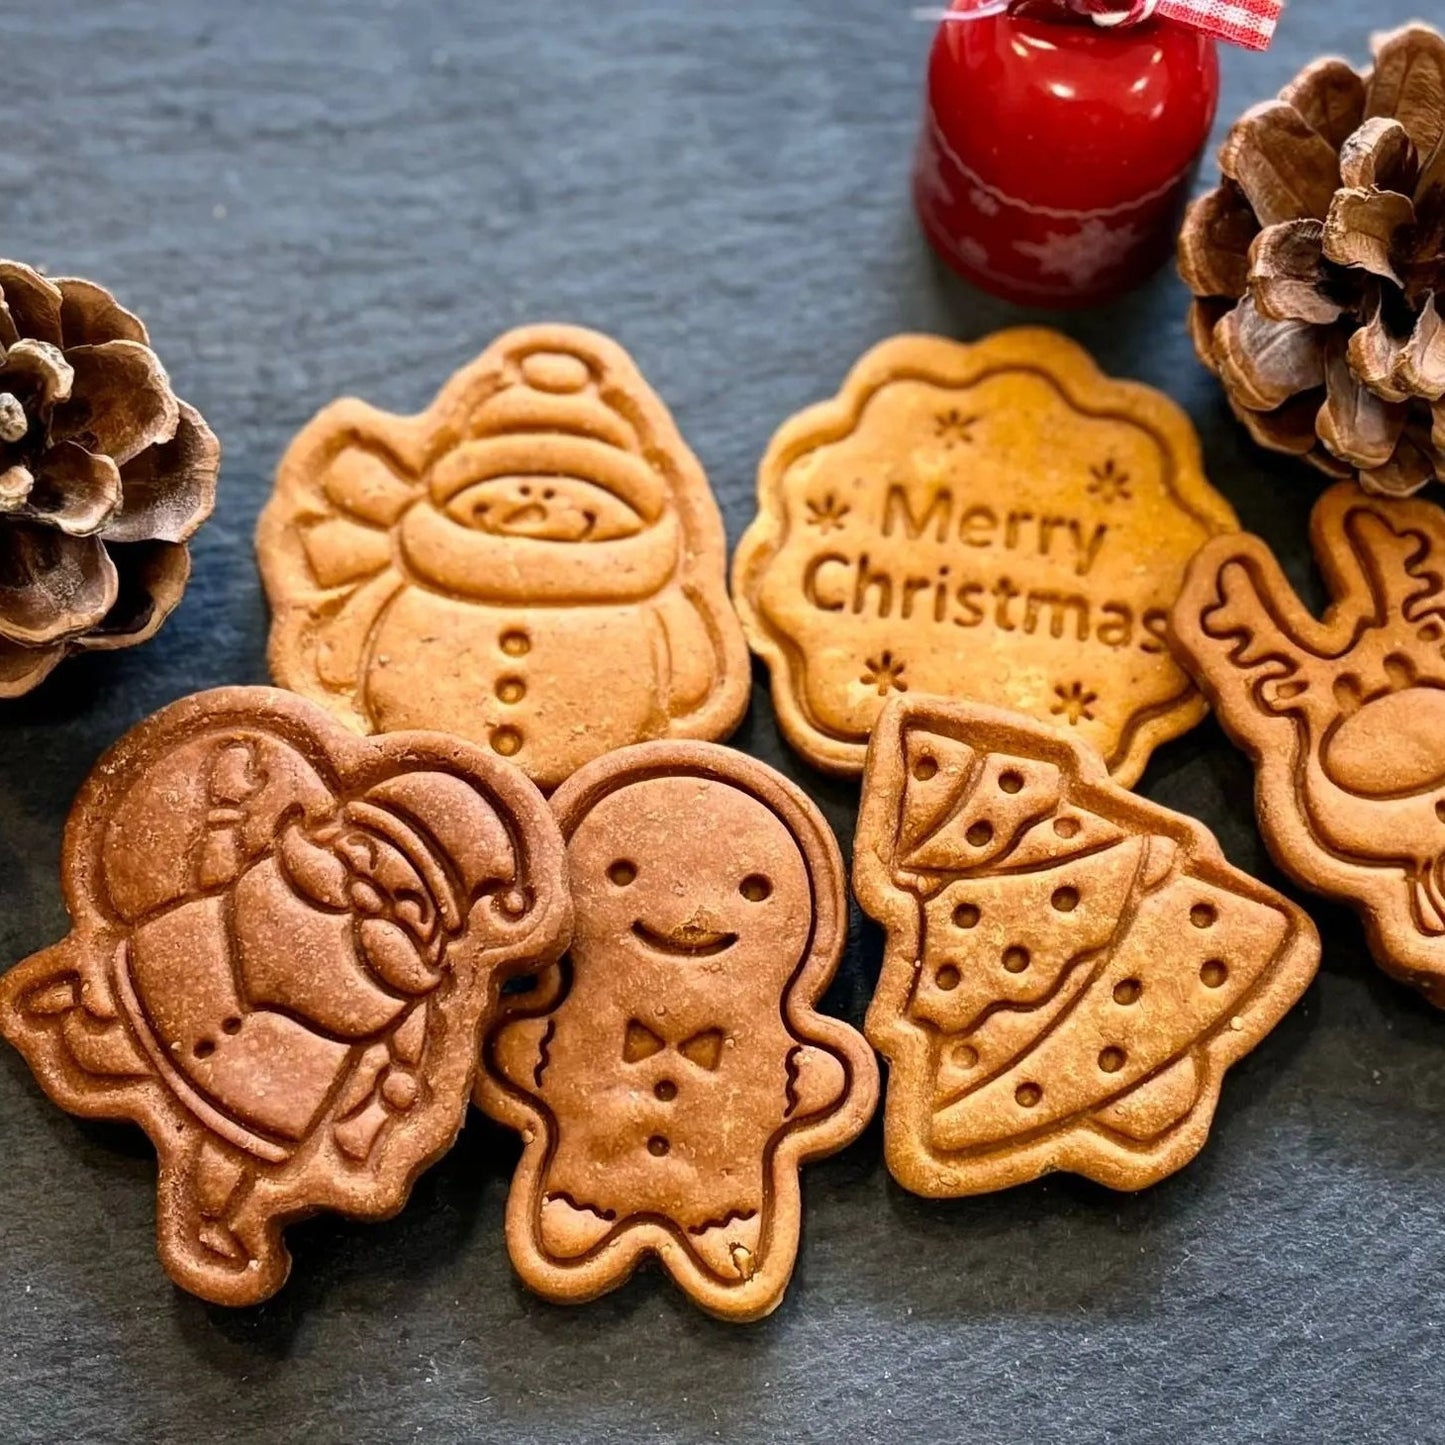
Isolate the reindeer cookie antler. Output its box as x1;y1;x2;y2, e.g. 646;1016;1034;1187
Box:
1171;483;1445;1004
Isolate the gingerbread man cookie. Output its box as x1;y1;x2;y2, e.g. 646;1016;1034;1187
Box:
854;695;1318;1196
0;688;570;1305
732;329;1238;783
1172;483;1445;1006
258;325;750;790
476;742;878;1322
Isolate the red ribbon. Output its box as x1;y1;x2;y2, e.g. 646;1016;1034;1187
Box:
948;0;1282;51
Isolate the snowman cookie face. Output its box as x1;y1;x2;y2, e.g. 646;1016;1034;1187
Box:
258;325;750;790
0;687;570;1306
477;742;879;1323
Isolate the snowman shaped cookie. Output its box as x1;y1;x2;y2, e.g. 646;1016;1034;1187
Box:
258;326;750;789
477;741;878;1322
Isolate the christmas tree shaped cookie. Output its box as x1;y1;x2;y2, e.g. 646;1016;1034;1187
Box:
854;695;1319;1196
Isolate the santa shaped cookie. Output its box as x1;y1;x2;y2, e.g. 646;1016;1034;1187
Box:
0;688;570;1305
476;742;878;1322
854;695;1319;1196
258;326;750;790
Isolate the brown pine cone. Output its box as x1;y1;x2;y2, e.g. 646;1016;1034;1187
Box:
0;259;219;696
1180;24;1445;497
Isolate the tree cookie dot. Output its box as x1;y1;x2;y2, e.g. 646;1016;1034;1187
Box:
913;755;938;782
1015;1082;1043;1109
1190;903;1217;929
496;676;526;704
500;629;531;658
1113;978;1142;1006
1002;945;1030;974
935;964;961;991
1098;1046;1126;1074
608;860;637;887
951;1042;978;1069
1200;959;1228;988
1051;886;1080;913
998;770;1024;794
966;821;994;847
953;902;981;929
1054;816;1080;839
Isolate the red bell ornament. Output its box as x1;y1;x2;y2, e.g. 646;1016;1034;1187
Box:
915;0;1226;307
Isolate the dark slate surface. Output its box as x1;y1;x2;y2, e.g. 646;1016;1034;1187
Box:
1;2;1439;1441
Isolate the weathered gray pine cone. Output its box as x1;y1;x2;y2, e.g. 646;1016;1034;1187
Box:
0;259;219;696
1180;24;1445;496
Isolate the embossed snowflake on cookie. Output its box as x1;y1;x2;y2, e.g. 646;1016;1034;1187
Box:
732;329;1239;783
0;687;570;1305
476;741;878;1322
1171;484;1445;1006
854;695;1319;1197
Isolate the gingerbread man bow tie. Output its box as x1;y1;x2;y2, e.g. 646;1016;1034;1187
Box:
623;1020;725;1071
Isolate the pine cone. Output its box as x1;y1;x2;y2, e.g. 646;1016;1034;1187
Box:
1180;24;1445;497
0;260;219;696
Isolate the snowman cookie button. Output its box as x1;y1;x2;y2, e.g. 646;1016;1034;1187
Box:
258;325;751;790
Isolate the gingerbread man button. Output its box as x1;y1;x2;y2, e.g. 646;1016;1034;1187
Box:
258;325;750;790
476;742;878;1322
0;688;570;1305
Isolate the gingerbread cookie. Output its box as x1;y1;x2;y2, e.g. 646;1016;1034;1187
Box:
476;742;878;1322
732;329;1238;783
1171;483;1445;1006
854;695;1318;1197
258;325;750;790
0;687;570;1305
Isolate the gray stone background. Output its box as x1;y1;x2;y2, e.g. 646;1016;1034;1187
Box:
0;2;1439;1441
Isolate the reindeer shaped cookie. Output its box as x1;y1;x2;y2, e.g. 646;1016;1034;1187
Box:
0;688;569;1304
1172;484;1445;1006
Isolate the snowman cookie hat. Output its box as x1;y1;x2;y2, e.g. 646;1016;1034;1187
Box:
428;329;671;526
401;326;688;607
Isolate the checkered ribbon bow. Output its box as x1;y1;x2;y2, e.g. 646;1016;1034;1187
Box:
952;0;1282;51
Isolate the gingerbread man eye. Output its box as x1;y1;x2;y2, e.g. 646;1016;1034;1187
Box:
607;860;637;887
739;874;772;902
